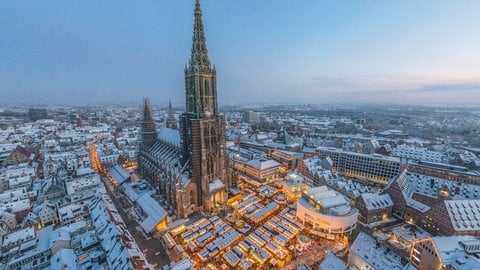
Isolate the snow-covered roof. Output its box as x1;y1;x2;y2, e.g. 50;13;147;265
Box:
121;180;153;202
320;252;348;270
50;228;70;247
445;200;480;231
65;174;101;195
432;235;476;255
393;144;444;163
109;165;130;185
58;203;86;220
57;220;87;234
402;172;480;200
287;172;304;183
316;146;401;162
319;195;348;209
50;248;78;270
2;227;35;247
76;167;95;176
391;224;430;243
4;166;35;179
406;198;430;213
429;236;480;267
273;149;301;157
301;186;353;216
157;127;181;147
148;141;182;174
361;193;393;211
170;258;194;270
246;159;280;170
6;226;53;268
305;186;329;197
209;179;225;192
350;232;404;270
8;176;30;187
137;194;167;233
88;194;135;270
0;198;30;213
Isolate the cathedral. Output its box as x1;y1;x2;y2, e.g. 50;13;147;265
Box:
138;0;228;218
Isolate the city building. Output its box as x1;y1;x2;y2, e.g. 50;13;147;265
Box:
271;150;303;174
136;193;168;233
316;146;402;185
237;158;280;185
50;249;78;270
5;226;53;270
88;193;145;270
33;201;58;227
393;144;445;163
242;111;260;124
58;203;89;226
410;236;480;269
3;2;480;270
2;145;31;168
384;170;480;236
362;139;380;154
0;144;19;167
297;156;334;187
296;186;358;240
281;172;309;201
0;107;156;268
320;252;349;270
348;232;406;270
355;193;394;224
108;164;130;187
407;160;480;185
0;212;17;231
96;145;119;167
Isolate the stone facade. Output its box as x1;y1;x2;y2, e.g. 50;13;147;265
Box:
139;0;227;217
179;0;227;212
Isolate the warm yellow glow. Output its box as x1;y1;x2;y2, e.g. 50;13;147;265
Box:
227;194;242;205
154;218;167;231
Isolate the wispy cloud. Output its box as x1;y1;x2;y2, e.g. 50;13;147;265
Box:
415;82;480;93
291;78;480;105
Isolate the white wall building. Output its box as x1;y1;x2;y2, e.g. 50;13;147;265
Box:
296;186;358;240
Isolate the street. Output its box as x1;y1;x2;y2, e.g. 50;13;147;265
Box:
101;176;170;269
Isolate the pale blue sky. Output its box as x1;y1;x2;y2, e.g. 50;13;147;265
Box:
1;0;480;105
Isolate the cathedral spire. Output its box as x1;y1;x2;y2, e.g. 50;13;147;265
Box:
140;98;157;149
190;0;210;69
166;99;178;129
143;98;154;123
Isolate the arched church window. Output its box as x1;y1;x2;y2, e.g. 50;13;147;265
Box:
204;79;210;96
190;191;195;204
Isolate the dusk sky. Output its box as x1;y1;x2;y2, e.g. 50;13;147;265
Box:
1;0;480;106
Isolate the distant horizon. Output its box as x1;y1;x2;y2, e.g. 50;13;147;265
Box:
1;101;480;110
2;1;480;105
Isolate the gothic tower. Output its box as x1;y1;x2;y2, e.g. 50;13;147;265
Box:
181;0;227;212
166;99;178;129
140;98;157;149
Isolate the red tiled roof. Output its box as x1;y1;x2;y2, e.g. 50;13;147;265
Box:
14;145;31;157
